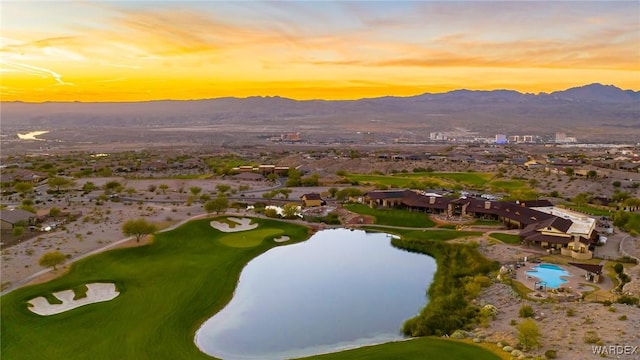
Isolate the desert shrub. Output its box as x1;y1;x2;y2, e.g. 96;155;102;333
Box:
264;209;278;218
617;295;639;306
566;308;575;317
545;349;558;359
618;315;627;321
613;263;624;274
519;304;534;318
584;330;600;344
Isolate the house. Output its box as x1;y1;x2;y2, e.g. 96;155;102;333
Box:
620;163;640;173
364;189;598;259
0;208;36;231
365;190;409;208
300;193;324;207
569;263;603;283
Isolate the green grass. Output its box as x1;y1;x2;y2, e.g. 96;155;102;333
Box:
489;233;521;244
1;217;309;360
344;204;435;227
507;280;534;298
563;204;613;217
488;179;527;191
218;228;283;248
297;337;501;360
72;284;89;300
2;217;502;360
419;172;492;186
346;172;492;188
346;174;416;187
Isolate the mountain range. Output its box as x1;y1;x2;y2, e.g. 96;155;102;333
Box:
2;83;639;142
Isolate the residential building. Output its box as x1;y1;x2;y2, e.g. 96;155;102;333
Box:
300;193;325;207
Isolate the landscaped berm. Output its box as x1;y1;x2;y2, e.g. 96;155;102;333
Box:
1;217;500;360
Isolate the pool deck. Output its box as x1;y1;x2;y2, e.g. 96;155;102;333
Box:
514;261;613;295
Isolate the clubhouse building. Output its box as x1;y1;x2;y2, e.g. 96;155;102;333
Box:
364;189;598;260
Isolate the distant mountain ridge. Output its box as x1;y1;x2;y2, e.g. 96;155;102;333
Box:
4;83;639;105
2;83;639;142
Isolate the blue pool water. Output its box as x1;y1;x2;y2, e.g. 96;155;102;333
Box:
525;263;571;288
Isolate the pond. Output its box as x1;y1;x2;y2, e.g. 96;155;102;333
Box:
195;228;436;359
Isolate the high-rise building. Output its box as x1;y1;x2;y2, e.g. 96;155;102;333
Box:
495;134;507;144
555;132;567;143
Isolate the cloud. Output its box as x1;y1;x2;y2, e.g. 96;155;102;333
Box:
0;60;74;86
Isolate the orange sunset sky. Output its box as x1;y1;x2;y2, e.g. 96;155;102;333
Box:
1;1;639;102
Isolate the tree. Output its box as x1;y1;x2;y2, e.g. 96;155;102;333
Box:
286;168;302;187
517;319;542;350
301;174;320;186
82;181;98;192
328;187;339;198
336;187;363;201
125;187;137;196
563;167;574;177
572;192;592;206
48;176;74;192
586;170;598;180
613;263;624;274
612;190;630;203
147;184;157;193
189;186;202;196
104;180;123;194
158;184;169;194
13;226;24;239
39;251;66;270
14;181;34;196
278;188;292;199
262;191;276;204
122;218;157;243
216;184;231;195
282;203;299;219
264;208;278;218
49;207;61;217
204;195;229;215
623;197;640;210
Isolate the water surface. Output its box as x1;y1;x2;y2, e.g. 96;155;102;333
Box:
525;263;571;288
195;228;436;359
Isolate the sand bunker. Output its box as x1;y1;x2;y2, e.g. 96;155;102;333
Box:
210;217;258;232
28;283;119;316
273;236;290;243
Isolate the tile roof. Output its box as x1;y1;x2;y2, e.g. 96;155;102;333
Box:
0;209;35;224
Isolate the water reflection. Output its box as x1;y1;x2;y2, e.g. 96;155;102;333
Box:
195;228;436;359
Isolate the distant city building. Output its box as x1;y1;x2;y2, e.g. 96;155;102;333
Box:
495;134;507;144
429;132;446;141
555;132;577;143
280;132;301;142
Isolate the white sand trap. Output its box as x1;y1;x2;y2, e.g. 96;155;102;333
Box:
210;217;258;232
28;283;119;316
273;236;290;243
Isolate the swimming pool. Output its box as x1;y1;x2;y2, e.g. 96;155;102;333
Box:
525;263;571;289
